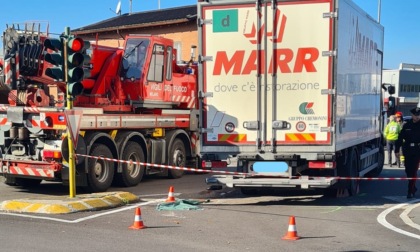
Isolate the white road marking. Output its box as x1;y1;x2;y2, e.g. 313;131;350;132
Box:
400;203;420;230
0;199;163;223
377;198;420;240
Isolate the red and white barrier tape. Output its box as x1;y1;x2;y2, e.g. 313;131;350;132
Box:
75;154;419;180
75;154;248;176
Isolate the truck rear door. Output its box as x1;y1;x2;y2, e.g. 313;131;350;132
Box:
199;0;334;157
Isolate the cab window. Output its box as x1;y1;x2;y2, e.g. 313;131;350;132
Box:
147;44;164;82
121;38;149;80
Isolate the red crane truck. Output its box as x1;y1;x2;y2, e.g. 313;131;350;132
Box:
0;23;200;192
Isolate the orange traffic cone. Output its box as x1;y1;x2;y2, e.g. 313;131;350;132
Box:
166;186;176;202
282;216;300;240
129;207;146;230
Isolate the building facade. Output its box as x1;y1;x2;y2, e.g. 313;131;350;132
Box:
72;5;198;63
382;63;420;116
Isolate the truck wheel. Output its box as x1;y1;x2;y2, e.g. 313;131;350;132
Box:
86;144;115;192
366;145;384;177
115;141;145;187
4;176;17;186
168;138;186;179
334;148;359;197
15;178;42;187
346;148;359;196
240;187;259;195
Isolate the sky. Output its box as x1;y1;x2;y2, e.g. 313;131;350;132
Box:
0;0;419;69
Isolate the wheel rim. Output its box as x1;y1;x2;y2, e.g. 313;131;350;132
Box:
95;158;109;182
173;149;185;167
127;152;141;177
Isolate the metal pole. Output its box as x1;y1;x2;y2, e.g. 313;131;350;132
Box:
271;0;277;152
256;0;262;150
64;27;76;198
377;0;381;23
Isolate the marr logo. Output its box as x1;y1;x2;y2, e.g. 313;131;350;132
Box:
213;9;238;33
299;102;315;115
244;9;286;44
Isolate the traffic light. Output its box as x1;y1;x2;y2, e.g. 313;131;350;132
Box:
388;85;395;95
44;38;64;80
67;36;90;97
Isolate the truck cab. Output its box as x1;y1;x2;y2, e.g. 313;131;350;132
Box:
75;35;197;112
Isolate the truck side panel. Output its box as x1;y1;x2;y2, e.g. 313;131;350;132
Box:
335;0;384;150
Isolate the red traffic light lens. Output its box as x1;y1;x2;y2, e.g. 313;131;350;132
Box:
70;38;84;52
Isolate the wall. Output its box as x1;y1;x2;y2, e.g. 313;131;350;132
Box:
87;22;198;62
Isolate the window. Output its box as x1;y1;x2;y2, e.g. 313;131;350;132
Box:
166;47;173;81
174;41;182;62
121;38;150;80
147;44;164;82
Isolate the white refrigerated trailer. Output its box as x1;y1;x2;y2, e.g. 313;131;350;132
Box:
198;0;386;195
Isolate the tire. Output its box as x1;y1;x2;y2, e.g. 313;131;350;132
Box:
4;176;17;186
86;144;115;192
115;141;145;187
366;145;384;177
346;149;359;196
15;178;42;187
335;148;359;196
168;138;186;179
240;187;259;195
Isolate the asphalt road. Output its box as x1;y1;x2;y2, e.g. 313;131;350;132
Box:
0;164;419;251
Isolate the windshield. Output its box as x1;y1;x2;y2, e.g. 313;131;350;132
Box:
121;38;150;79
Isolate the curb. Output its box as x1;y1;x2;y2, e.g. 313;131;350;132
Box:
0;191;139;214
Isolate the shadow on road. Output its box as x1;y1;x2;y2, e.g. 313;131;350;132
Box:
192;166;414;208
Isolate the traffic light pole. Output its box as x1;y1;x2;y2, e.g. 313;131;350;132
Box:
64;27;77;198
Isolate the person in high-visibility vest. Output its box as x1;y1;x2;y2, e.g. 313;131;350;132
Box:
384;115;401;167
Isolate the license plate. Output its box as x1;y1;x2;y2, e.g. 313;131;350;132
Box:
252;161;288;173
